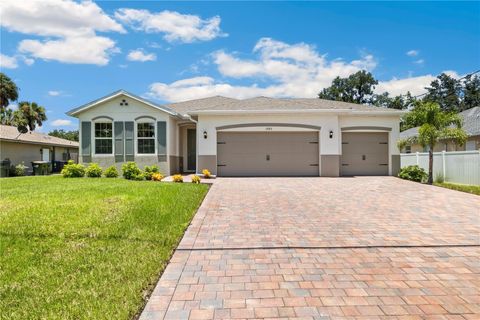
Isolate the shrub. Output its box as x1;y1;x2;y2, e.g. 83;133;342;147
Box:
191;175;201;184
104;166;119;178
122;162;141;180
202;169;212;179
9;163;27;176
85;163;103;178
398;165;427;183
131;173;145;181
144;165;160;180
152;173;164;181
172;174;183;183
61;160;85;178
435;172;445;184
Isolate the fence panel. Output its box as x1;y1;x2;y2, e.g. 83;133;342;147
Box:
400;151;480;185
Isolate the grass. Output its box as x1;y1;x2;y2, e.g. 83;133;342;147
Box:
434;181;480;195
0;176;209;320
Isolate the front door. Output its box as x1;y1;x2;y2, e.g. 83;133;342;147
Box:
187;129;196;171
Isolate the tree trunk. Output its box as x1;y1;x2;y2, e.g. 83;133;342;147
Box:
428;148;434;184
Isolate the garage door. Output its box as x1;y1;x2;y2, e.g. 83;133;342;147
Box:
217;132;319;176
341;132;389;176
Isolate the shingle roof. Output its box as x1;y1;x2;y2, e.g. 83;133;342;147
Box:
0;125;79;148
166;96;403;114
399;106;480;139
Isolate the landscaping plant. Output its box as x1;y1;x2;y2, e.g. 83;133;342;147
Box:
151;173;164;181
85;163;103;178
398;165;428;183
202;169;211;178
104;166;119;178
122;162;141;180
144;165;160;180
172;174;183;183
191;175;201;184
9;163;27;176
61;160;85;178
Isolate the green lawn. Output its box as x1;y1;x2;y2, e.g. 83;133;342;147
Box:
0;176;209;320
434;181;480;195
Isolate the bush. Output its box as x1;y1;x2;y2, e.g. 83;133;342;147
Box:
191;175;201;184
104;166;119;178
398;165;427;183
122;162;141;180
144;165;160;180
61;160;85;178
131;173;145;181
85;163;103;178
9;163;27;176
152;173;164;181
172;174;183;183
435;172;445;183
202;169;212;179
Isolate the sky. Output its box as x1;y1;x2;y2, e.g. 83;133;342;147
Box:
1;1;479;132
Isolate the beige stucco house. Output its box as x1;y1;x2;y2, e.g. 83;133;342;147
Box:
0;125;79;173
399;106;480;153
67;90;404;177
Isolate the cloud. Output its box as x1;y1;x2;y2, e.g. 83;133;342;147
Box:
413;59;425;65
375;71;459;96
0;0;124;65
148;37;378;101
0;53;18;69
127;49;156;62
406;50;419;57
48;91;61;96
51;119;73;127
115;8;226;43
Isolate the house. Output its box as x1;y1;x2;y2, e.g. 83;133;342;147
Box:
0;124;79;172
66;90;404;177
399;106;480;153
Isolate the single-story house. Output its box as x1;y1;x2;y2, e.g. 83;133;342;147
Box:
399;106;480;153
66;90;404;177
0;124;79;173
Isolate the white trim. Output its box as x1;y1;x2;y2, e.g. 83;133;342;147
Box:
190;109;406;116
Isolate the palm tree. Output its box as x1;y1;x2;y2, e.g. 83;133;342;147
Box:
397;101;467;184
0;108;15;125
14;101;47;133
0;73;19;111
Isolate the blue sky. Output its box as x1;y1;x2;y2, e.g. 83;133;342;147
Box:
1;1;479;132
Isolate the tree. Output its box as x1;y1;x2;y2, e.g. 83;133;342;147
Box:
48;129;79;142
0;73;19;112
319;71;378;104
423;73;462;112
463;74;480;110
397;101;467;184
0;108;16;125
372;91;415;110
14;101;47;133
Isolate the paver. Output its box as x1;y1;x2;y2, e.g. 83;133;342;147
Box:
141;177;480;319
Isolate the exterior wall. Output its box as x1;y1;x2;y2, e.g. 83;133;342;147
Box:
77;95;181;175
403;136;480;153
196;113;401;176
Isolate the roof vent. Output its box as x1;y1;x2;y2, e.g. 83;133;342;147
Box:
120;99;129;106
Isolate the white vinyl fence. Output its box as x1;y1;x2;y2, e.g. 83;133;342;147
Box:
400;150;480;185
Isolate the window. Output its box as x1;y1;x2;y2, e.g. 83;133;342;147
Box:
405;145;411;154
137;122;155;154
94;122;112;154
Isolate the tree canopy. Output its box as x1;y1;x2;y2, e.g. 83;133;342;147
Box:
0;73;19;111
48;129;79;142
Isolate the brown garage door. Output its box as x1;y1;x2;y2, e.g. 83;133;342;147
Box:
341;132;389;176
217;132;319;176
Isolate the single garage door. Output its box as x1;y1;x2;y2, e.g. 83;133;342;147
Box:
217;132;319;176
341;132;389;176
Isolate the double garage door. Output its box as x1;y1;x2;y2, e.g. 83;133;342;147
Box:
216;131;389;176
217;132;319;176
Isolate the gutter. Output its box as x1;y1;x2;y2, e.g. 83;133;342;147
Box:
189;109;406;116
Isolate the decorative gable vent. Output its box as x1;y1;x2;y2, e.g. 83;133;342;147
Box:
120;99;129;106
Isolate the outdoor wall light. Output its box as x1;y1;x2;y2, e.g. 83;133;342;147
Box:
329;130;334;139
203;130;208;139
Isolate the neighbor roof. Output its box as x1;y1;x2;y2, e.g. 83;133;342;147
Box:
400;106;480;139
166;96;404;114
0;125;79;148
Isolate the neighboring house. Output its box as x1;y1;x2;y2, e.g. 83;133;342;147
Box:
0;125;79;172
67;90;404;177
399;106;480;153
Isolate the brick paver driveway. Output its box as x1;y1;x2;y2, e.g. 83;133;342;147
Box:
141;177;480;320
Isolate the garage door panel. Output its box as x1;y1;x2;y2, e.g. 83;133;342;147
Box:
341;132;389;176
217;132;319;176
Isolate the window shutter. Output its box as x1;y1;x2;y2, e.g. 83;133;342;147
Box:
125;121;134;162
81;121;91;163
114;121;124;162
157;121;167;162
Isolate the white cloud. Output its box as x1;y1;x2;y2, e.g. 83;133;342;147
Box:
406;50;419;57
0;53;18;69
0;0;124;65
414;59;425;65
127;49;156;62
375;71;459;96
115;8;226;43
51;119;73;127
48;91;61;96
148;37;378;101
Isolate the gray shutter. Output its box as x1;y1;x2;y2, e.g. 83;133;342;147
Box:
81;121;91;163
124;121;134;162
157;121;167;162
114;121;124;162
